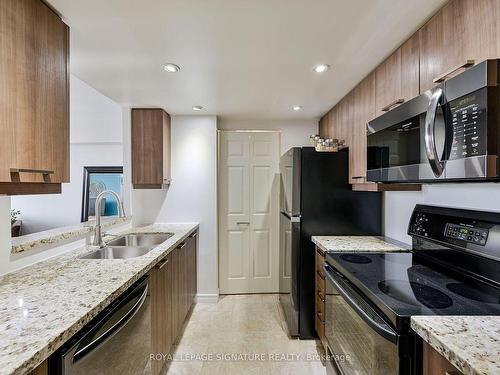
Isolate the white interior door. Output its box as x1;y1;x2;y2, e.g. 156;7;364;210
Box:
219;131;280;294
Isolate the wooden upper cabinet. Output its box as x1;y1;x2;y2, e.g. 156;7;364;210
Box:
319;114;328;138
419;1;461;92
419;0;499;92
131;108;171;189
0;0;69;195
400;33;420;100
336;92;353;146
327;106;337;140
375;49;402;116
350;73;376;184
319;107;338;140
375;34;420;116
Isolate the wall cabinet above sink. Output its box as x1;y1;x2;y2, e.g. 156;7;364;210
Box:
0;0;70;195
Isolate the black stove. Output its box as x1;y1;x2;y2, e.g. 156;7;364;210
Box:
325;250;500;330
323;204;500;375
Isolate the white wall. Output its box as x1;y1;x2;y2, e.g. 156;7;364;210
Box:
69;75;123;144
218;118;318;155
384;183;500;244
130;115;219;300
11;75;124;234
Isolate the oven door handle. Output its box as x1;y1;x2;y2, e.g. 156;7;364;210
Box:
323;264;398;344
424;87;445;177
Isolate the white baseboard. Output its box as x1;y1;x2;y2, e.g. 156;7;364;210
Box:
195;294;219;303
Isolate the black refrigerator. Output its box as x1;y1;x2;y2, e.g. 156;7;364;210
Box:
279;147;382;338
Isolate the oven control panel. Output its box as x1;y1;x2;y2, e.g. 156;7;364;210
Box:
410;212;429;237
408;209;490;247
444;223;488;245
448;89;487;160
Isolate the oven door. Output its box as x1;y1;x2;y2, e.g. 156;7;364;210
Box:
323;264;403;375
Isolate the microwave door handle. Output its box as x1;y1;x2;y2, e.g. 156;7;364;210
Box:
424;88;445;177
323;264;398;344
72;283;149;363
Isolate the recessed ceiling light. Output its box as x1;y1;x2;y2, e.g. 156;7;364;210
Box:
192;105;203;111
292;105;303;111
313;64;330;73
163;63;180;73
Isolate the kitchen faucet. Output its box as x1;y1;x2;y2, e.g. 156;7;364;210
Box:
92;190;126;248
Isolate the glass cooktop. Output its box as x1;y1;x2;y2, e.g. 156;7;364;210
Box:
325;251;500;329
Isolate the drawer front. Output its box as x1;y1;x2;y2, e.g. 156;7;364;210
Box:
317;287;326;306
316;294;325;315
316;310;326;345
315;247;326;348
316;268;326;291
315;248;325;275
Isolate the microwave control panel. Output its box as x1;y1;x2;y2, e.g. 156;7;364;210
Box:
448;88;487;160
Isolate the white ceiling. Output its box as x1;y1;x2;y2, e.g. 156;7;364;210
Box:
47;0;447;121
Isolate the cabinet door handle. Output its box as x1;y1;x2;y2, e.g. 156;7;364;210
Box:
433;60;475;83
10;168;54;183
381;98;404;112
178;242;186;249
352;176;365;180
155;259;169;270
189;232;197;238
236;222;250;225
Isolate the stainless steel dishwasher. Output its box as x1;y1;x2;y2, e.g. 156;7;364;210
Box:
50;276;151;375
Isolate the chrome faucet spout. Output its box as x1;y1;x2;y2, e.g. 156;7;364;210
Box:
92;190;125;248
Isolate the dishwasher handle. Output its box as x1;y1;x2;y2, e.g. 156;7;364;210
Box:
73;280;149;363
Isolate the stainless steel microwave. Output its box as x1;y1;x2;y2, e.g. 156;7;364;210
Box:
367;59;500;183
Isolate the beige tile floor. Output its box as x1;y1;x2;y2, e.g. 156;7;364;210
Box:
164;294;327;375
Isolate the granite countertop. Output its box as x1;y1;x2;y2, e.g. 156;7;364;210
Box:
0;222;198;375
311;235;409;254
11;216;131;254
411;316;500;375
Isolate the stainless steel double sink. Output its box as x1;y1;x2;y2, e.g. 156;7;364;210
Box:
81;233;174;259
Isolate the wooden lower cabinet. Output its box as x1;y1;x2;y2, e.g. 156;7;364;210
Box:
315;246;327;349
28;360;48;375
151;252;174;374
150;231;198;375
186;232;198;314
423;342;463;375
